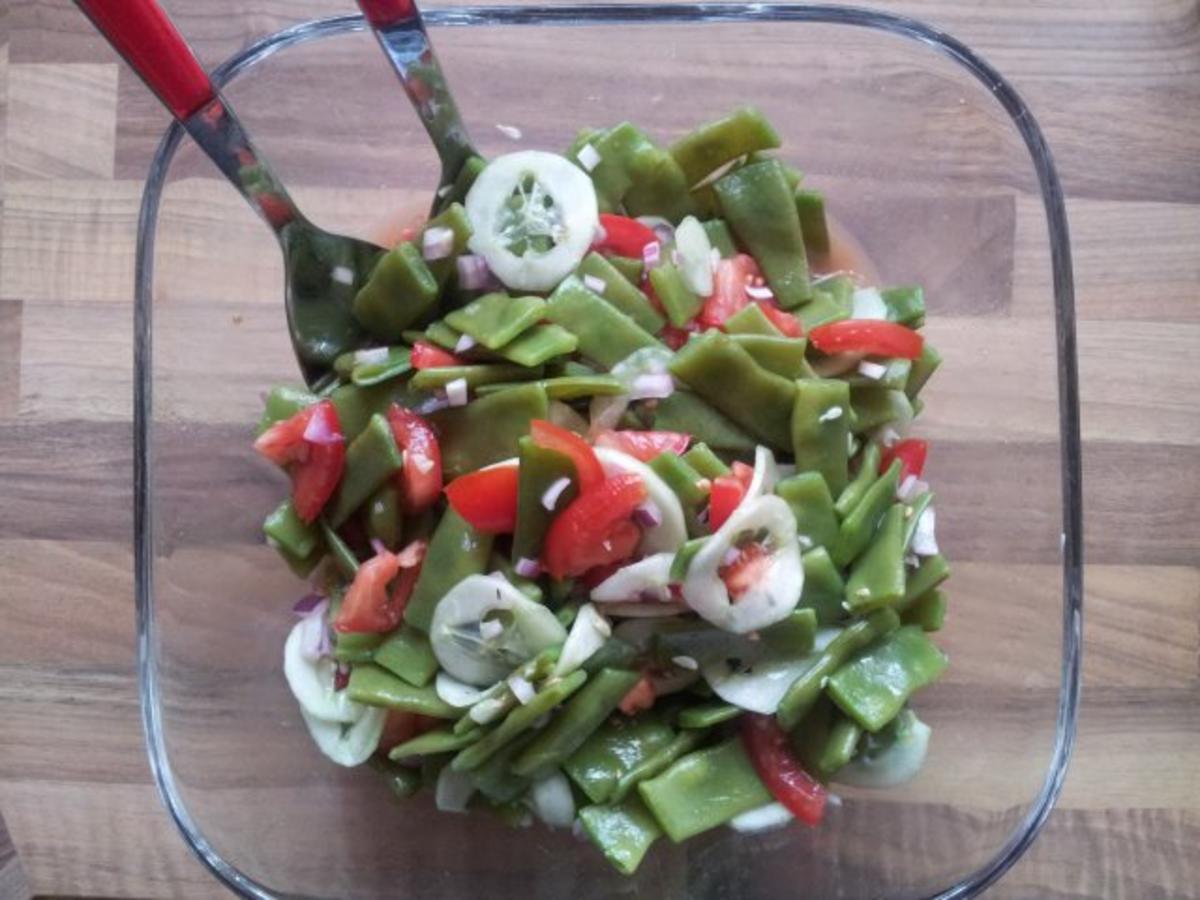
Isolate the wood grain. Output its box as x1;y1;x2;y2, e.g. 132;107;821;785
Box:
0;0;1198;898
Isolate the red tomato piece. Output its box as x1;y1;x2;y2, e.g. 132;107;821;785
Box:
808;320;924;360
708;475;746;531
530;419;605;494
757;302;804;337
660;324;695;350
593;430;691;462
741;713;828;826
334;550;401;633
542;474;647;579
698;254;759;329
594;214;658;258
253;399;345;523
880;438;929;481
410;341;463;369
378;711;440;754
387;405;443;513
444;464;520;533
718;542;773;599
618;674;657;716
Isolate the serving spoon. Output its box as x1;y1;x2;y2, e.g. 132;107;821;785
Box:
75;0;383;388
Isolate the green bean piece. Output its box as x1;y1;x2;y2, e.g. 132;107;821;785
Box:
472;733;538;804
511;668;640;778
800;547;847;625
404;507;494;631
373;625;438;687
477;374;624;401
649;262;703;328
353;242;439;341
445;292;547;350
818;714;863;778
578;252;665;334
670;537;708;583
844;504;907;613
351;347;412;387
833;460;902;567
714;159;811;307
795;188;831;257
881;285;925;328
648;451;709;537
678;703;741;730
329;379;413;442
319;520;360;579
370;757;423;799
903;588;947;632
625;146;699;222
651;391;758;457
799;277;853;330
775;608;901;730
850;387;915;434
512;436;579;565
762;608;818;656
638;737;772;842
327;413;404;528
902;491;935;552
651;621;760;670
432;383;549;478
364;483;402;551
682;442;730;480
411;364;541;392
388;725;482;760
844;358;913;391
450;670;588;772
901;553;951;607
421;202;473;289
670;331;795;449
775;471;840;552
579;796;663;876
790;693;835;776
544;276;663;368
564;712;676;803
607;255;645;284
827;626;947;732
440;155;486;210
346;664;458;718
491;324;579;368
669;106;781;186
263;498;319;560
835;443;882;518
581;122;657;210
791;378;852;497
701;218;738;257
613;728;705;803
724;302;783;337
422;319;463;350
905;344;943;400
258;385;317;432
333;629;384;664
731;334;815;380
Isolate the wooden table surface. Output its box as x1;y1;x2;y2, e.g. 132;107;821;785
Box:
1;0;1198;897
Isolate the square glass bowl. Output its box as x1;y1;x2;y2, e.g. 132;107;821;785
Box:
134;5;1082;898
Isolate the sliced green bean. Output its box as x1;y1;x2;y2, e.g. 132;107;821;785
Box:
827;625;947;732
832;459;902;568
346;664;458;718
373;625;439;687
577;252;665;334
404;507;494;632
844;504;907;614
775;471;840;552
791;378;852;497
327;413;405;527
544;276;663;368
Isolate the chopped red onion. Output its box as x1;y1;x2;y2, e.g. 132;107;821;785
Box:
745;285;775;301
632;502;662;528
422;226;455;261
851;287;888;320
857;360;888;381
583;273;607;294
722;547;741;567
911;507;939;556
455;254;492;291
642;241;662;269
576;143;601;172
797;534;814;550
636;216;675;246
397;539;428;568
331;265;355;286
629;373;674;400
877;426;901;448
333;661;350;691
410;454;436;476
671;655;699;671
370;538;388;557
298;599;331;661
542;477;571;510
507;674;536;705
414;394;451;415
453;333;477;355
445;378;469;408
302;411;342;445
896;474;919;501
292;593;325;615
515;557;542;578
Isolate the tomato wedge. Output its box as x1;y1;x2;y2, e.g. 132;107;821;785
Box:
593;430;691;462
334;540;427;633
757;302;804;337
708;460;754;531
253;399;345;523
410;341;463;369
530;419;605;494
741;713;828;826
698;254;759;329
387;405;443;513
444;463;520;533
881;438;928;481
808;320;923;359
618;674;657;716
593;214;658;258
542;474;647;579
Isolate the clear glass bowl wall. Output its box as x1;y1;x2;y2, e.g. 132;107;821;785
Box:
135;7;1081;899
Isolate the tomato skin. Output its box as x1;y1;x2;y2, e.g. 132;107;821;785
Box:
253;399;345;523
698;254;759;329
594;214;658;258
741;714;828;826
334;540;427;634
708;461;754;531
757;302;804;337
387;405;443;513
593;430;691;462
881;439;928;481
410;341;463;369
661;324;695;350
530;419;605;494
542;474;647;579
718;542;772;598
444;464;520;533
618;675;656;715
808;320;924;359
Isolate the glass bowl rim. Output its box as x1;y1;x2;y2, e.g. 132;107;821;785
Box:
133;6;1084;898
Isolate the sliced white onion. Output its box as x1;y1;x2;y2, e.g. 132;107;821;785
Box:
587;393;630;436
632;501;663;528
611;347;673;387
553;602;612;676
507;674;536;705
436;671;488;708
445;378;469;408
594;447;688;555
729;802;794;833
629;373;675;400
674;216;715;296
549;399;590;435
283;615;361;723
583;273;607;295
469;695;510;725
857;360;888;381
835;710;931;788
422;225;455;261
354;346;390;366
456;254;492;291
299;706;386;768
744;285;775;301
576;143;601;172
636;215;676;246
435;764;476;812
702;628;840;714
911;507;939;556
530;771;576;828
851;287;888;320
876;426;903;448
590;552;675;604
541;476;572;511
454;333;478;354
745;444;780;503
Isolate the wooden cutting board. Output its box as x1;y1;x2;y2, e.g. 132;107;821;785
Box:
0;0;1197;898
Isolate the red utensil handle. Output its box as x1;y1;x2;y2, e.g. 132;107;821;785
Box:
358;0;419;28
75;0;214;120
